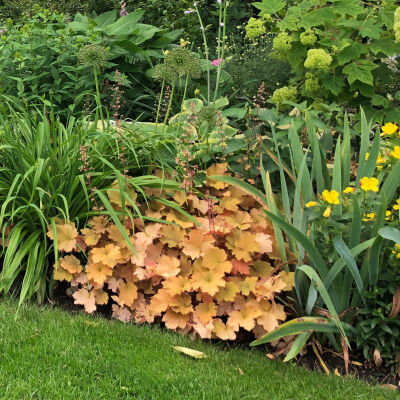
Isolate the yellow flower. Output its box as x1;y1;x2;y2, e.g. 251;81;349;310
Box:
393;199;399;211
381;122;398;135
360;177;379;193
194;88;200;96
322;189;340;204
323;207;331;218
391;146;400;159
385;210;392;220
362;212;376;222
365;152;369;161
376;154;387;170
343;187;355;194
306;201;318;208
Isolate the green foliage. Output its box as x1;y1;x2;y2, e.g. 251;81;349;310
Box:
224;34;291;102
250;0;400;123
0;8;180;119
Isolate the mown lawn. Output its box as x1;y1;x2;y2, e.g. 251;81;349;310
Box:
0;301;396;400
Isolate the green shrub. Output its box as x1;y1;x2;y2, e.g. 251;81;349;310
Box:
0;8;180;119
247;0;400;123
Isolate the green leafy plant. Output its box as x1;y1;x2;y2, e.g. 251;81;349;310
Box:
248;0;400;123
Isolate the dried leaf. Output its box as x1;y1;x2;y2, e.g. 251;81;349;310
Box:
389;287;400;319
373;348;383;367
172;346;206;359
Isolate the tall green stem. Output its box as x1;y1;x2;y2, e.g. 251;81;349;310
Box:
195;6;210;105
93;66;105;131
155;79;165;127
177;77;190;135
162;84;175;134
213;1;227;103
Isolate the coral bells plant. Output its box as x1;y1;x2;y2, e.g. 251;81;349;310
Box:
47;164;294;340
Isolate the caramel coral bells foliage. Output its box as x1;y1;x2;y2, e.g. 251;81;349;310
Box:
48;164;294;341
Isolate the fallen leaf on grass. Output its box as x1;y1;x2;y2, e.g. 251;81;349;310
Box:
238;368;244;375
380;384;398;391
172;346;207;359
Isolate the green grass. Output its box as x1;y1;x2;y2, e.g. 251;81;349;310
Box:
0;301;396;400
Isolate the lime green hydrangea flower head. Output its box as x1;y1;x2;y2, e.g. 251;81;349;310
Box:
304;48;332;71
273;32;293;56
271;86;297;111
300;29;317;46
245;17;266;39
395;8;400;43
304;72;319;94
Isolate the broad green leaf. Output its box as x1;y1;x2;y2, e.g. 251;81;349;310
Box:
283;332;311;362
251;317;337;346
343;61;379;86
378;227;400;244
253;0;285;15
104;11;145;36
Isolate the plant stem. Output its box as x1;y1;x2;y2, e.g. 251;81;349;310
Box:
213;0;227;103
155;79;165;127
162;83;175;133
177;77;189;135
93;66;105;132
195;5;210;105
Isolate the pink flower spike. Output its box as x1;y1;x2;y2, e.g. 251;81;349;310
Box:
212;58;224;66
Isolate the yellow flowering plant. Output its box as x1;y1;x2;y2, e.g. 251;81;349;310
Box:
212;108;400;363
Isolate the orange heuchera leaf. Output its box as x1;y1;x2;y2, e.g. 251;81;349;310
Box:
163;276;191;296
134;305;157;324
206;163;228;189
255;232;273;254
238;276;258;296
231;259;250;275
94;289;109;305
170;293;193;315
144;223;162;241
154;255;180;278
106;225;132;247
188;194;208;214
256;276;287;299
112;304;132;323
166;209;194;229
173;191;187;205
191;269;226;296
278;271;295;291
91;244;121;268
114;281;138;308
250;261;274;278
218;196;241;212
182;229;215;259
86;263;113;286
107;179;137;207
81;228;101;247
73;288;96;314
256;300;286;332
159;225;186;248
226;230;259;262
71;272;88;287
215;281;240;302
162;310;189;330
228;300;262;331
202;247;232;275
107;277;121;292
224;210;252;230
212;318;236;340
53;266;73;282
195;302;217;325
149;288;173;314
47;222;78;252
88;216;108;234
192;314;214;339
131;232;153;266
60;255;82;274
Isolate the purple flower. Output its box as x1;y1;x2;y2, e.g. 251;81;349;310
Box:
120;1;128;16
